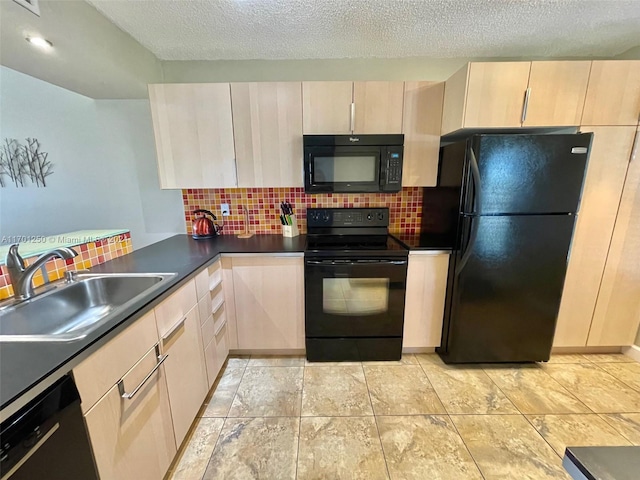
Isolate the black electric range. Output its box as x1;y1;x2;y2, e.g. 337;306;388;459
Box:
304;208;409;362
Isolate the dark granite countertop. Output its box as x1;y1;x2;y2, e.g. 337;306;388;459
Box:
391;233;453;251
0;234;306;419
564;446;640;480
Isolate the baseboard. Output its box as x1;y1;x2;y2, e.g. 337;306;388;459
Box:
551;346;622;354
622;345;640;362
402;347;436;354
229;349;305;356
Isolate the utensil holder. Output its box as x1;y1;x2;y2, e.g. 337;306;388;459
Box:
282;215;299;238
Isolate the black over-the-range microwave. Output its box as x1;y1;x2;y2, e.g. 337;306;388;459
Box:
303;134;404;193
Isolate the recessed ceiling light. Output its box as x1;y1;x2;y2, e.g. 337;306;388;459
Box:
26;36;53;49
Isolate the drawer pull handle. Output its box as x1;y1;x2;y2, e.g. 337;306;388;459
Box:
163;316;187;341
209;276;223;291
212;299;225;315
118;344;168;400
214;318;227;337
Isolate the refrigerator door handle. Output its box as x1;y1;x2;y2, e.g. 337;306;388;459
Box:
455;214;479;275
468;144;482;214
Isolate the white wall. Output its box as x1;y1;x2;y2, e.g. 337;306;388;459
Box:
0;67;185;249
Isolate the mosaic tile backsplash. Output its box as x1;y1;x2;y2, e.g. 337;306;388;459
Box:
183;187;423;235
0;232;133;301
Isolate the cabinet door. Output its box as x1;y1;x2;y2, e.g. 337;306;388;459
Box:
232;82;303;187
581;60;640;126
403;253;449;348
148;83;237;188
84;346;176;480
401;81;444;186
232;256;305;349
154;279;197;336
588;128;640;346
554;127;636;347
160;306;208;446
353;81;404;134
463;62;531;129
74;310;158;413
523;61;591;127
302;81;353;134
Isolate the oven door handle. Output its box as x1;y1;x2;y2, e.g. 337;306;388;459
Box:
306;259;407;266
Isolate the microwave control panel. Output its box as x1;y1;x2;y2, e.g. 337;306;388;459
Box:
384;147;404;187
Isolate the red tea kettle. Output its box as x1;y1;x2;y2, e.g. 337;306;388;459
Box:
192;209;220;239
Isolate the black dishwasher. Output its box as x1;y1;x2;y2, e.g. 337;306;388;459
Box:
0;375;98;480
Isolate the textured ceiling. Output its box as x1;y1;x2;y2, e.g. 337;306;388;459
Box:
86;0;640;61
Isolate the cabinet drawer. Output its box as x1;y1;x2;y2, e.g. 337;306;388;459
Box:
84;345;176;480
197;281;225;327
202;314;215;348
160;305;208;446
195;268;209;300
204;320;229;387
73;310;158;413
209;260;223;290
155;279;197;337
215;321;229;374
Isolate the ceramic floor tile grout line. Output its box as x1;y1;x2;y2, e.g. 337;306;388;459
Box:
446;413;488;480
361;362;392;480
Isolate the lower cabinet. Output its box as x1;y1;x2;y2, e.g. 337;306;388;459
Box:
231;255;305;350
402;252;450;348
158;305;208;446
83;345;176;480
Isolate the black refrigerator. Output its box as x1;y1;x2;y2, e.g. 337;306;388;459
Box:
436;133;593;363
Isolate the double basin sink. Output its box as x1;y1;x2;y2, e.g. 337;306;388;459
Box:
0;272;176;342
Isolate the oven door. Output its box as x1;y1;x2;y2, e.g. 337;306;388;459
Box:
305;257;408;337
304;146;382;193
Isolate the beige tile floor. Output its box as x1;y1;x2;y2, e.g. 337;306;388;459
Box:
167;353;640;480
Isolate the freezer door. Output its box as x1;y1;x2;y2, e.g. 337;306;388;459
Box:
468;134;592;215
438;214;576;363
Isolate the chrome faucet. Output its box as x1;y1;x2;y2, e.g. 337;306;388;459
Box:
6;243;78;300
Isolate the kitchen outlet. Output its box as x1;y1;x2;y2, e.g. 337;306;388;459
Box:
221;203;230;216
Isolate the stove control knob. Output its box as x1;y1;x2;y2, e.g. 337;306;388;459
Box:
377;212;384;221
322;212;330;223
367;213;373;221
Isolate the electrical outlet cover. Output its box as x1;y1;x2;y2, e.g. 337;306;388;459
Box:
221;203;230;216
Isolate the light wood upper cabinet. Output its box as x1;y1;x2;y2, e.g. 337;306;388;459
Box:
158;305;208;446
352;81;405;134
554;127;636;347
231;82;304;187
403;252;449;348
302;81;353;134
302;81;404;134
441;62;531;134
84;346;176;480
523;61;591;127
148;83;237;189
588;128;640;346
581;60;640;126
402;81;444;187
232;255;304;349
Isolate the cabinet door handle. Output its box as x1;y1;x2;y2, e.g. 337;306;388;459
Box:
212;299;225;315
118;344;168;400
232;158;239;187
350;102;355;133
521;87;531;123
162;316;187;342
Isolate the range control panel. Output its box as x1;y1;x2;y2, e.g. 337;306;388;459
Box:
307;208;389;228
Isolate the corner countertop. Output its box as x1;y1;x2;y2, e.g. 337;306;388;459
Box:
0;234;306;420
563;446;640;480
391;233;453;251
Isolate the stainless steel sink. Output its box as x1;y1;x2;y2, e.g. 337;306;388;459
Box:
0;273;177;342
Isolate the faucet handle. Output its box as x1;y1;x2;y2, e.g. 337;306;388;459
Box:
6;244;26;272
